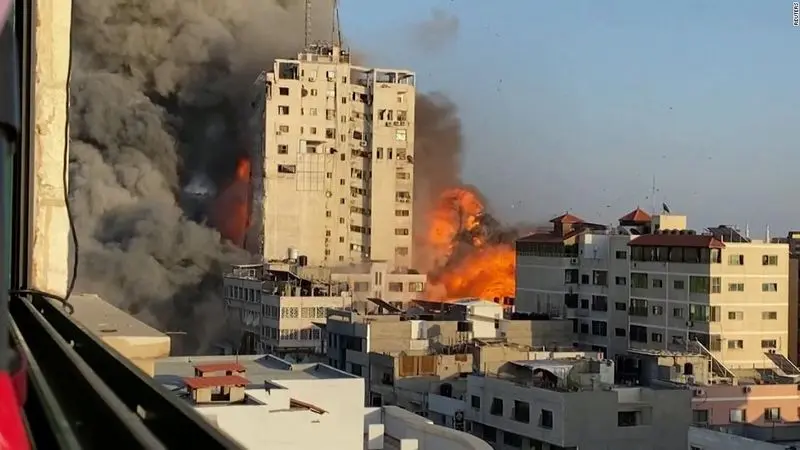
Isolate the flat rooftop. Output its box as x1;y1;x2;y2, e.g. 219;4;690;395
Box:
69;293;166;338
154;354;356;389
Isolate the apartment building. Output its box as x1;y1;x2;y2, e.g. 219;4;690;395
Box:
466;355;691;450
516;210;792;369
324;300;575;379
773;232;800;364
153;354;491;450
247;44;416;271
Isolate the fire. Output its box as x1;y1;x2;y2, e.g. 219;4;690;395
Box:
424;187;515;301
212;157;251;247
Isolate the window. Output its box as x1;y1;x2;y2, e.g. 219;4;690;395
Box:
673;280;685;290
673;307;683;318
489;398;503;416
692;409;709;425
762;283;778;292
277;144;288;154
325;211;332;217
615;302;627;311
629;325;648;343
728;311;744;320
580;299;589;309
395;209;410;217
629;298;648;317
765;407;781;422
615;250;627;259
652;278;663;288
388;282;403;292
278;105;290;115
728;254;744;265
615;327;626;337
309;127;317;135
651;332;663;343
592;270;608;286
729;409;746;423
396;171;410;180
728;283;745;292
512;400;530;423
591;321;607;337
690;276;721;294
762;311;778;320
341;96;347;104
395;129;407;141
618;411;639;427
615;276;627;285
727;340;744;349
278;87;289;95
408;282;424;292
631;273;648;288
354;282;369;292
503;432;522;447
278;125;289;133
651;305;664;316
580;274;590;284
762;255;779;266
761;339;778;349
277;164;296;174
591;295;608;311
394;228;409;236
539;409;553;429
395;246;409;256
470;395;480;410
689;305;720;322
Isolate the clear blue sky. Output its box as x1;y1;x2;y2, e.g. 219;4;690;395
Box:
340;0;800;234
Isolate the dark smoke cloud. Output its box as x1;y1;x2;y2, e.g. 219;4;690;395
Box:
69;0;335;353
68;0;471;351
411;9;460;52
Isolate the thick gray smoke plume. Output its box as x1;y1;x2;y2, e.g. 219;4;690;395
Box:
68;0;467;352
69;0;334;353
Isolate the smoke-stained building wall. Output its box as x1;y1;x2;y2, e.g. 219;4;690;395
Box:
250;44;417;270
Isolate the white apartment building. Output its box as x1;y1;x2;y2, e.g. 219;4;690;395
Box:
516;210;792;370
153;354;491;450
247;44;416;271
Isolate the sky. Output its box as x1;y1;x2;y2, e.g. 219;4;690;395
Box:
338;0;800;236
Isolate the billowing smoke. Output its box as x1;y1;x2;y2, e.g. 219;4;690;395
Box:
68;0;335;353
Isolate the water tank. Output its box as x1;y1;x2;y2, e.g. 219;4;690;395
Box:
288;247;299;261
297;255;308;267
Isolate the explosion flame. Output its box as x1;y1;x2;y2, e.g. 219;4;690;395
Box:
213;158;252;247
424;187;516;301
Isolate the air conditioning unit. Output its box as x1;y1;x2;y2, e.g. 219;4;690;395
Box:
385;122;392;126
569;258;579;265
359;141;367;147
743;386;752;393
393;121;401;126
693;389;705;397
275;131;282;136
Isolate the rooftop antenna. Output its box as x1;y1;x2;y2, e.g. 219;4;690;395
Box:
304;0;312;49
650;175;657;215
333;0;342;46
766;224;771;242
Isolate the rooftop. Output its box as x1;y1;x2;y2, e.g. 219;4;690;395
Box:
154;354;356;389
183;375;250;389
628;233;725;249
70;293;166;338
619;207;652;224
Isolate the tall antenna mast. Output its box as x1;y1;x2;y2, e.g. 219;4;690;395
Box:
304;0;312;49
333;0;343;46
651;175;657;215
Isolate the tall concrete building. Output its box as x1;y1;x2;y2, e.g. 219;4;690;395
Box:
516;210;793;371
248;44;416;271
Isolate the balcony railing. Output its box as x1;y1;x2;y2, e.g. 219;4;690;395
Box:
10;292;243;449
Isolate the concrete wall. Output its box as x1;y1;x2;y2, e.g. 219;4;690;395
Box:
689;427;785;450
381;406;492;450
691;383;800;426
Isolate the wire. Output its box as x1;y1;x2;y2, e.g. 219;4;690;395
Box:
7;0;77;315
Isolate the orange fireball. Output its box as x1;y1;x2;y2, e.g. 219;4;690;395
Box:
212;157;251;248
424;187;515;301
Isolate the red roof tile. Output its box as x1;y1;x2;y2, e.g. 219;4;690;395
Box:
516;228;588;244
550;213;584;224
628;234;725;249
194;362;246;374
183;375;250;389
619;208;651;223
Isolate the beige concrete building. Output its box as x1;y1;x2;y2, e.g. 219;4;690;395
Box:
69;294;171;376
324;300;575;379
516;210;793;370
248;44;417;271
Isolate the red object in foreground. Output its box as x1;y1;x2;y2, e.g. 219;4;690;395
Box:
0;372;30;450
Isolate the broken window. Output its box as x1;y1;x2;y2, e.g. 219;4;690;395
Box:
277;164;296;174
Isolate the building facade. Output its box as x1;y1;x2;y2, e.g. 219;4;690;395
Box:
248;44;417;271
516;210;792;370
